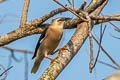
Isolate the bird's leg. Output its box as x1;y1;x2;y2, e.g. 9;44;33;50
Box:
53;45;68;54
45;52;56;62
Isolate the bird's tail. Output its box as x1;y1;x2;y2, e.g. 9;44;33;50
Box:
31;55;44;73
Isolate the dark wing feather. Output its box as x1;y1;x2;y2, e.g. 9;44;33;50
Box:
32;27;48;59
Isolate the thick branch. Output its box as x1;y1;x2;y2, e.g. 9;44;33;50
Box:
85;0;106;13
26;6;76;26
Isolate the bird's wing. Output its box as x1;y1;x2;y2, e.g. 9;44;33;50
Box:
32;27;48;59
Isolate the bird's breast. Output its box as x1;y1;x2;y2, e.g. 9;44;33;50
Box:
43;28;63;54
49;28;63;40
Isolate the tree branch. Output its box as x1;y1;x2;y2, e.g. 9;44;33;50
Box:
0;66;13;77
1;46;33;54
20;0;30;27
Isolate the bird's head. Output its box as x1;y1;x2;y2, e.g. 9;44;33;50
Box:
51;17;72;28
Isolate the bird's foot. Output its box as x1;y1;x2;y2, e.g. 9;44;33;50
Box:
54;45;68;53
45;56;56;62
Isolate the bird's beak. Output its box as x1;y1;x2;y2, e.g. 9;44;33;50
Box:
58;17;72;21
64;17;72;21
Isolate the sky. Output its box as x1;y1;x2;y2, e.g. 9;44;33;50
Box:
0;0;120;80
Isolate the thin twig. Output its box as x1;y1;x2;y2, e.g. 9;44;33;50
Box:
67;0;72;5
0;15;7;24
108;21;120;32
79;1;87;10
20;0;30;27
0;64;7;80
0;66;13;77
91;16;120;21
72;0;74;8
97;60;118;70
8;54;12;67
92;35;120;68
76;1;87;14
109;33;120;39
88;22;93;73
84;11;93;73
92;25;106;69
24;54;28;80
53;0;88;22
86;49;118;70
10;50;22;62
101;13;120;32
1;46;34;54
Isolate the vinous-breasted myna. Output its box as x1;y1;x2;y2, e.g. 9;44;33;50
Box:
31;17;72;73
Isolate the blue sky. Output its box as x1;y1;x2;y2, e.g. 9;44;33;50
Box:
0;0;120;80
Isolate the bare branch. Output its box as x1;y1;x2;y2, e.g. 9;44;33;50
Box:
10;50;22;62
86;48;118;70
79;1;87;10
85;0;107;13
92;35;120;68
110;33;120;40
83;11;94;73
96;13;120;24
20;0;30;27
92;25;106;70
98;60;118;70
24;54;28;80
92;16;120;21
53;0;88;22
0;64;7;80
108;21;120;32
1;46;33;54
0;66;13;77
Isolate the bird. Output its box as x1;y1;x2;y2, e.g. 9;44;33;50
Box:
31;17;72;73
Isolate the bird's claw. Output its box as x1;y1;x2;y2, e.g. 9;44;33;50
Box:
45;56;56;62
54;45;69;53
